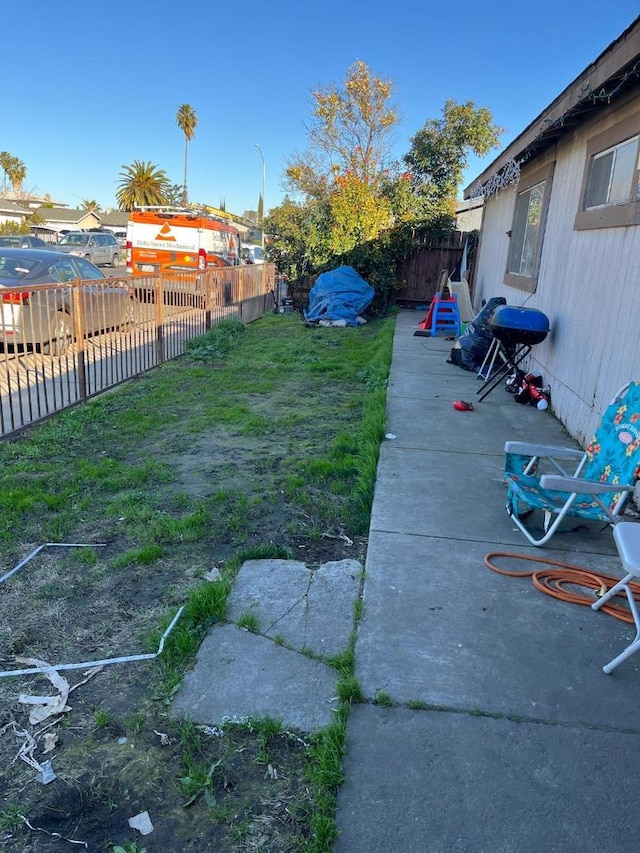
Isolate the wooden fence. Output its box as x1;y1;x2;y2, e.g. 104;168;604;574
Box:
287;231;476;312
394;231;471;306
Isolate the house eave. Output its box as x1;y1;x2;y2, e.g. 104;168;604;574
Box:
464;16;640;198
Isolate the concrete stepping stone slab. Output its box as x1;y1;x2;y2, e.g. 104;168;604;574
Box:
172;623;339;732
227;558;361;657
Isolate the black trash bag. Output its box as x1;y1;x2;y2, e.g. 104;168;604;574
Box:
447;297;507;372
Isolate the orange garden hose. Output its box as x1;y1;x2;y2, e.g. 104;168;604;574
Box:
484;551;640;624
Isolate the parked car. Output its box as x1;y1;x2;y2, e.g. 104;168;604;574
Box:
0;248;136;355
0;235;48;248
55;231;120;267
241;244;265;265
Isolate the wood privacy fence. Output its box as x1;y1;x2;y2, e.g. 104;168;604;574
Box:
395;231;471;306
288;231;475;311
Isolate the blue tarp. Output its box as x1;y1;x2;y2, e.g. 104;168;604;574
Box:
304;266;374;326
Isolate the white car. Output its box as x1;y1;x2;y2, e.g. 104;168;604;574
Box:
241;244;265;265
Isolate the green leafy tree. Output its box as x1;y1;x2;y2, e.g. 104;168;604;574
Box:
269;61;405;283
268;70;502;311
266;195;332;282
328;172;393;254
404;99;503;221
116;160;169;211
164;183;185;207
0;220;29;235
286;59;398;195
176;104;197;205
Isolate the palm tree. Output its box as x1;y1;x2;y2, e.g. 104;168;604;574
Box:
0;152;12;191
176;104;197;206
116;160;168;211
81;199;102;212
7;156;26;193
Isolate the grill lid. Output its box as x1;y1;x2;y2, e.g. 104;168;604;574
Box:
489;306;550;346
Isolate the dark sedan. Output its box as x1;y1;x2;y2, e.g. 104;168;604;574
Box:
0;248;136;355
0;234;48;248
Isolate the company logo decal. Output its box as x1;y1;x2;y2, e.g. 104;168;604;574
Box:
154;223;176;242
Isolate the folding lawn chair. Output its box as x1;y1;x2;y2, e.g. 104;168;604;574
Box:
504;381;640;546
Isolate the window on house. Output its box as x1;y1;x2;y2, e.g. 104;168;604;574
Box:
583;135;639;210
503;161;553;292
574;112;640;231
507;181;546;277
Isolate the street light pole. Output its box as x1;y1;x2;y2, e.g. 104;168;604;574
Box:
254;144;265;250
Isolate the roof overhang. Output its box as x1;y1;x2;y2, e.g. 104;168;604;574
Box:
464;16;640;198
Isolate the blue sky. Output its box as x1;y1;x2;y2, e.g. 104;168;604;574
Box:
3;2;638;217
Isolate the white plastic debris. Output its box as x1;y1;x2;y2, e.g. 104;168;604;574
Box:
0;542;106;586
38;760;56;785
204;567;222;582
319;318;348;327
13;725;57;784
17;658;71;724
385;433;396;440
202;725;225;738
42;732;59;753
128;811;154;835
153;730;175;746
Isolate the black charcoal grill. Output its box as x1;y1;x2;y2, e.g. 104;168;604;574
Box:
477;306;550;401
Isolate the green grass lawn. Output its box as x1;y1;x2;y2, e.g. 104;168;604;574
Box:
0;311;395;852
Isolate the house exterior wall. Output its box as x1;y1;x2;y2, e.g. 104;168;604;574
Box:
38;210;101;233
0;213;24;227
473;95;640;445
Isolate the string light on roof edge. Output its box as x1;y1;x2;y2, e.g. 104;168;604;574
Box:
471;58;640;202
471;157;521;201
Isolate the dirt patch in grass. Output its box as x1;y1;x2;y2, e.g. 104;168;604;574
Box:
0;313;392;851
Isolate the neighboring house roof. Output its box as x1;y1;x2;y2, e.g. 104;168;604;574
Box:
36;207;101;230
0;199;31;217
465;15;640;197
1;191;68;209
99;210;129;228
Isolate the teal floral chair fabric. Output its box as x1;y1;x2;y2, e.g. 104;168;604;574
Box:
504;382;640;546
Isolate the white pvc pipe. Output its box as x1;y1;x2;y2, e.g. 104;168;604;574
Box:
0;542;184;679
0;606;184;679
0;542;107;585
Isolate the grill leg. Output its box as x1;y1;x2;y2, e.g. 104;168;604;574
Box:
476;344;531;402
